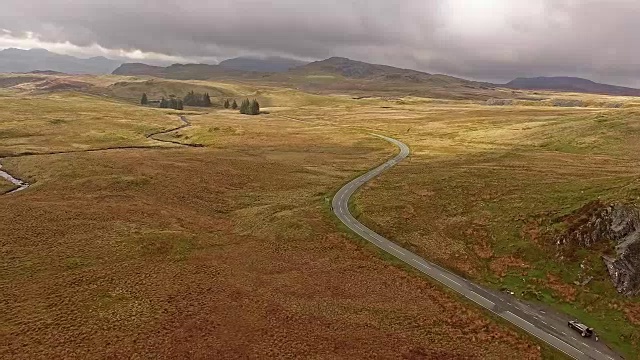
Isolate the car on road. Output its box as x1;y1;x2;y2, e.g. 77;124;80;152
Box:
568;320;594;338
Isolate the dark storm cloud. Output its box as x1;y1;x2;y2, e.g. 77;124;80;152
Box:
2;0;640;86
1;1;438;59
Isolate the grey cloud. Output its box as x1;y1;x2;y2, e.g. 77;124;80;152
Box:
2;0;640;86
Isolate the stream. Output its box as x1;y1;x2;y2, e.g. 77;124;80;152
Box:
0;115;193;196
0;163;29;194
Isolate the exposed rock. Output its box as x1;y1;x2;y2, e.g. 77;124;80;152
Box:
554;201;640;296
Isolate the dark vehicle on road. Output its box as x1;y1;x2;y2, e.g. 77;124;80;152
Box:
568;320;594;338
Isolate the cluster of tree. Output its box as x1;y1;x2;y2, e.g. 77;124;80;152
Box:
160;97;184;110
239;99;260;115
223;99;238;109
183;91;212;107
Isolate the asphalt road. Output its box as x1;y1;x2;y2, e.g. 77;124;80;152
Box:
332;134;622;360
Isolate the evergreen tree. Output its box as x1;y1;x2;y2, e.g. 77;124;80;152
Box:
239;98;250;114
249;99;260;115
141;93;148;105
223;99;230;109
183;90;213;107
183;91;196;106
170;98;178;110
159;97;168;108
231;99;238;109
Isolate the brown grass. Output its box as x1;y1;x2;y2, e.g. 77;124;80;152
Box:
0;88;544;359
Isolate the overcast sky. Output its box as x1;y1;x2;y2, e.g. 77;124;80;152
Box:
2;0;640;86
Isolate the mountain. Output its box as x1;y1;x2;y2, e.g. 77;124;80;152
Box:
112;62;249;80
291;57;434;80
283;57;499;99
113;56;503;100
219;56;307;72
112;63;166;77
506;76;640;97
0;48;122;74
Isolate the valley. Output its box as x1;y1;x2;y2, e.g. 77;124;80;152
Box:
1;71;639;359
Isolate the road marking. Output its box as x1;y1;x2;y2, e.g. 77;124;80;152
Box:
441;274;462;287
502;311;583;359
388;246;406;256
467;291;495;307
332;134;602;360
411;258;431;269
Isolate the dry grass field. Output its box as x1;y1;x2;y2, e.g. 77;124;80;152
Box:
0;88;551;359
343;101;640;357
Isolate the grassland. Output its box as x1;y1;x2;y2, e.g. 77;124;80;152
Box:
341;101;640;357
0;87;548;359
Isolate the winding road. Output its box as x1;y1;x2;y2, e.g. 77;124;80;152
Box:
332;134;621;360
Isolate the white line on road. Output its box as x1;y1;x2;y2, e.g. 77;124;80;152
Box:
411;258;431;269
331;134;604;360
441;274;462;287
388;246;406;256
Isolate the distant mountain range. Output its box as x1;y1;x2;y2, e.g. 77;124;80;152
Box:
506;76;640;97
113;56;500;100
113;56;470;82
0;48;122;74
4;48;640;99
219;56;307;72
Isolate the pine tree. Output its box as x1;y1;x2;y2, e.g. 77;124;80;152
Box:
249;99;260;115
224;99;230;109
141;93;148;105
170;97;178;110
177;99;184;110
231;99;238;110
159;97;168;108
203;93;212;107
239;98;250;114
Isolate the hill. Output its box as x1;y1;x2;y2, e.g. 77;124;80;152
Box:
283;57;500;99
291;57;435;80
112;62;250;80
113;56;504;99
506;76;640;97
0;48;122;74
219;56;307;72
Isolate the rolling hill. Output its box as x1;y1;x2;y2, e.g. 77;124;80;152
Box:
113;56;503;100
219;56;307;72
506;76;640;97
290;57;435;80
112;62;250;80
0;48;122;74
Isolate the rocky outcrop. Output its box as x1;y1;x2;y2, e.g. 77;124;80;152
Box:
555;201;640;296
603;231;640;296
